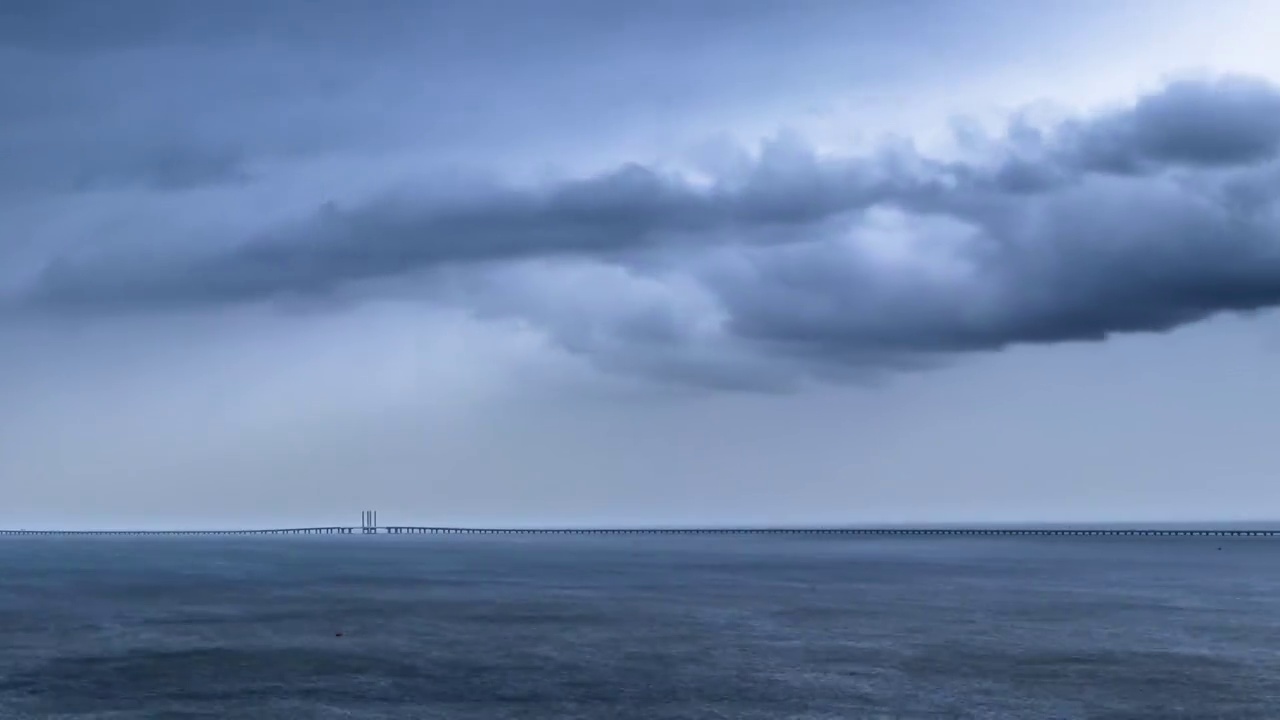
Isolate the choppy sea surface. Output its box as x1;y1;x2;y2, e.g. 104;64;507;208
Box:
2;535;1279;719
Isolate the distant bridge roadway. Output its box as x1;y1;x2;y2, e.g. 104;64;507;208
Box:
2;526;1278;537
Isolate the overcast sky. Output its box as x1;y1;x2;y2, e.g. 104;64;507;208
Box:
3;0;1280;529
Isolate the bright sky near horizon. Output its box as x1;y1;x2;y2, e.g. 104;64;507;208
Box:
3;0;1280;529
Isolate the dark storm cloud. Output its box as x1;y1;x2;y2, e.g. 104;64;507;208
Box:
11;73;1280;387
1066;76;1280;172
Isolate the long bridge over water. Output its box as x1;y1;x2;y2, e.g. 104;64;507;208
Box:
2;511;1278;538
4;528;1280;537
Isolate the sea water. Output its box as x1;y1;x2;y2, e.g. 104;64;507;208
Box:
1;535;1278;718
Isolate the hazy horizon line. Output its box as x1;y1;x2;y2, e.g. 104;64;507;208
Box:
6;518;1280;532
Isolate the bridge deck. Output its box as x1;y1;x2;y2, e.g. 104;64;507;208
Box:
1;527;1278;537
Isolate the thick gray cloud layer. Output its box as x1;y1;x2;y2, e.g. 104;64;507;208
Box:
4;0;1042;195
13;76;1280;388
4;2;1278;390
